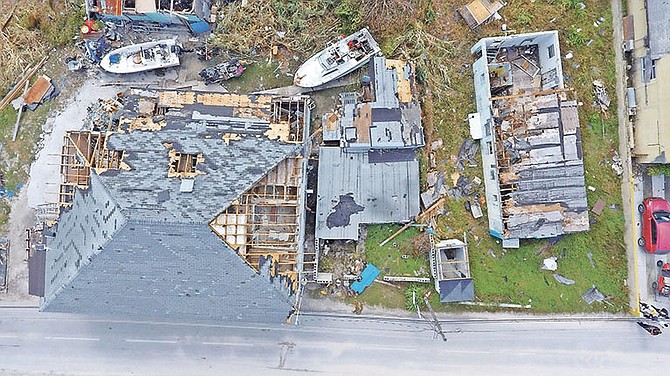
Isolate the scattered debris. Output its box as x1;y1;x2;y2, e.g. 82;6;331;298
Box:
458;0;505;29
79;37;111;63
553;273;575;285
352;300;363;314
588;185;596;192
456;138;479;170
487;248;497;258
66;57;83;72
541;257;558;271
0;56;48;112
468;199;483;219
592;198;606;215
581;285;606;304
199;59;246;85
611;152;623;175
637;321;662;336
22;75;58;111
586;252;596;269
421;171;446;208
593;80;610;112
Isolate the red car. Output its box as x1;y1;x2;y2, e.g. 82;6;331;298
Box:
638;197;670;254
652;260;670;297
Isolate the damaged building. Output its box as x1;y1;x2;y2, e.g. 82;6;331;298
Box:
29;88;313;322
315;56;424;241
471;31;589;246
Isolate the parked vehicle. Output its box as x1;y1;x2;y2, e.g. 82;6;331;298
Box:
637;197;670;254
293;28;381;88
652;260;670;297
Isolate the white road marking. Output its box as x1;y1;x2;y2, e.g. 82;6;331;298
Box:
201;342;254;347
125;339;178;344
0;335;19;339
44;336;100;341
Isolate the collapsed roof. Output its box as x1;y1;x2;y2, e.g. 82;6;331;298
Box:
34;88;312;322
316;56;423;240
471;31;589;241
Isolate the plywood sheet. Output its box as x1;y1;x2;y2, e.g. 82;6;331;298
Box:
385;59;414;103
23;75;52;105
354;103;371;143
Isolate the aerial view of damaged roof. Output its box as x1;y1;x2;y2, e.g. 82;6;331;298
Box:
29;88;314;322
316;56;424;240
471;31;589;245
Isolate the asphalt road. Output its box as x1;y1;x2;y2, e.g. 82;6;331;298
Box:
0;308;667;376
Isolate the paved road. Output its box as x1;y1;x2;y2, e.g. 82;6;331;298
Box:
0;308;667;375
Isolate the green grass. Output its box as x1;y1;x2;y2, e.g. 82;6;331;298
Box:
344;282;406;310
364;224;430;278
225;60;293;93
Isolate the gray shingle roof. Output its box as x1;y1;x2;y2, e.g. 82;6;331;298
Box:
44;221;293;322
104;124;301;224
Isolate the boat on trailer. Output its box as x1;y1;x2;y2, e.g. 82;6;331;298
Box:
100;39;181;74
294;28;381;88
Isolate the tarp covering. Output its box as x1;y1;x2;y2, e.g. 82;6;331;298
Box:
351;264;380;294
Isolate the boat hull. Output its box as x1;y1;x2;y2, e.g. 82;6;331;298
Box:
294;28;381;88
100;39;181;74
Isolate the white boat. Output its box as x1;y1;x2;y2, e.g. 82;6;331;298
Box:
100;39;181;74
294;28;381;88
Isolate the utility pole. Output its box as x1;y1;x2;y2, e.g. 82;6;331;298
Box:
423;293;447;342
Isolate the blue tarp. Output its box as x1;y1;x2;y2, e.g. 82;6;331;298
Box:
351;264;380;294
188;20;210;34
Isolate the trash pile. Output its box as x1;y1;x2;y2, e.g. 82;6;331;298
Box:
85;97;124;132
456;138;479;171
593;80;610;113
199;59;246;85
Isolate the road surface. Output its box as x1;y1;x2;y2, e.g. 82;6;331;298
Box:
0;308;666;375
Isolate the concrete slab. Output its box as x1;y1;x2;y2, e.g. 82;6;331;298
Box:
651;174;665;197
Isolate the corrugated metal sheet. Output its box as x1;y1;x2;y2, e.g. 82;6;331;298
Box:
646;2;670;59
315;147;420;239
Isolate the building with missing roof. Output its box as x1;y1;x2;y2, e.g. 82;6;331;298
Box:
315;56;424;241
471;31;590;245
29;88;312;322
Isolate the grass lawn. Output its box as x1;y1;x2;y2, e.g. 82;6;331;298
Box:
311;0;629;314
364;225;430;278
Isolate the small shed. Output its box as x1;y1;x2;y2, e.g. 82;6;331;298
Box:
430;238;474;302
